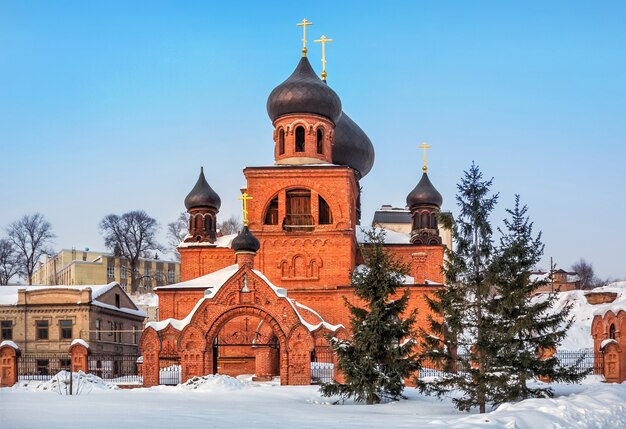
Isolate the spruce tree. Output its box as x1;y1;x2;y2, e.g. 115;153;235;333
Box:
486;195;587;403
418;162;499;413
320;228;419;404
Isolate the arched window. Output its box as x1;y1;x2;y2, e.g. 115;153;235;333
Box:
318;195;333;224
264;197;279;225
279;129;285;155
295;126;305;152
316;128;323;154
609;323;616;340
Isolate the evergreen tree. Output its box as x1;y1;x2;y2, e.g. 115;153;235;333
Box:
418;162;499;413
486;195;587;403
320;228;419;404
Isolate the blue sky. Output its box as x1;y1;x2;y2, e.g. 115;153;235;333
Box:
1;1;624;279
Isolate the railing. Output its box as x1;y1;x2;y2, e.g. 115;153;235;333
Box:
310;347;334;384
89;353;142;384
159;357;182;385
420;349;602;379
18;354;71;381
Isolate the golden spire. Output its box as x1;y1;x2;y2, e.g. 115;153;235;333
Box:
418;142;432;173
296;19;313;57
314;35;333;81
237;192;253;227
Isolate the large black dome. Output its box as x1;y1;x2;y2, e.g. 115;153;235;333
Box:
406;172;443;209
267;57;342;123
231;226;260;253
184;167;221;210
332;112;375;178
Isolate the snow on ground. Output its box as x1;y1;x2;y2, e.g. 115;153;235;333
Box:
2;373;626;429
534;280;626;350
12;370;117;395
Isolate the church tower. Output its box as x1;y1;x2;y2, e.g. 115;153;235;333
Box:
243;33;374;291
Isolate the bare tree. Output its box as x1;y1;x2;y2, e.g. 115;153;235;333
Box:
571;258;604;289
167;212;188;261
6;213;55;285
218;215;242;236
99;210;164;293
0;239;20;285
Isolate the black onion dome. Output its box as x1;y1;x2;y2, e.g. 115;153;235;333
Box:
231;226;260;253
267;57;342;123
406;173;443;209
332;112;375;178
184;167;221;210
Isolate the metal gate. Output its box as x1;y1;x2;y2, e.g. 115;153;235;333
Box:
310;347;334;384
159;357;181;385
89;353;142;384
18;353;71;381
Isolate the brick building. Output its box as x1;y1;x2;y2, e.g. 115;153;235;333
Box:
140;49;447;386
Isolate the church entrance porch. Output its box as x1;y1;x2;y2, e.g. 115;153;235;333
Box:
140;264;344;386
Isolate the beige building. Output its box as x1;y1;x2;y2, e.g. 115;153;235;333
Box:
0;283;146;356
372;205;453;250
32;249;180;292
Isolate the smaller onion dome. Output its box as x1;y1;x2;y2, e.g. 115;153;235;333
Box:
332;112;375;178
231;226;260;253
267;57;342;123
184;167;221;210
406;173;443;209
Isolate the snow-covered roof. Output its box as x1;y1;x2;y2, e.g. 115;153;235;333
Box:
70;339;90;349
356;229;411;244
353;264;416;285
0;283;120;306
156;264;240;290
148;266;341;334
177;233;238;249
0;340;19;350
0;282;147;318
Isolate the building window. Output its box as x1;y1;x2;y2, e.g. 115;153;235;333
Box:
36;320;49;340
316;128;323;154
115;293;120;308
120;264;127;279
1;321;12;340
167;268;175;283
133;326;138;345
60;320;72;340
156;267;163;283
284;189;313;232
107;263;115;279
117;322;123;343
96;319;102;340
319;196;333;224
610;323;616;340
279;129;285;155
264;197;279;225
295;126;305;152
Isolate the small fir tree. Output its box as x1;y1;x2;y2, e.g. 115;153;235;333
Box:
418;162;499;413
486;195;587;403
320;228;419;404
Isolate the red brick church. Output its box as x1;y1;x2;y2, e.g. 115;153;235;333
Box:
139;37;446;386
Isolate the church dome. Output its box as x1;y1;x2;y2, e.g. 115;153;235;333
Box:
406;172;443;209
332;111;375;178
267;57;342;123
231;226;260;253
184;167;221;210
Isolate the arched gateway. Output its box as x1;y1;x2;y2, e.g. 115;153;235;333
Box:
139;248;343;386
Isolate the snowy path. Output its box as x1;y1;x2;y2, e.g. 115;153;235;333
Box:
1;376;625;429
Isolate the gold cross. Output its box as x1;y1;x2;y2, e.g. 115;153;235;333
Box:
296;19;313;57
237;192;253;227
418;142;432;172
314;35;333;81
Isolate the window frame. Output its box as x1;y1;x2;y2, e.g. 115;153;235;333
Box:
36;320;49;340
1;320;12;340
60;319;73;340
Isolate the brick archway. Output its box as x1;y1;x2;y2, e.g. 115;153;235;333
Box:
140;266;320;386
